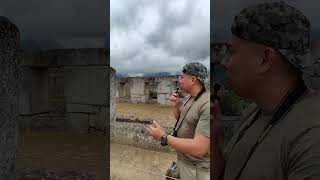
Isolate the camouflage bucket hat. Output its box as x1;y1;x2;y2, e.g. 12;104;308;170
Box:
231;1;318;77
182;62;208;85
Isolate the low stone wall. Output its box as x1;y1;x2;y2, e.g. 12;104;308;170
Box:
111;116;241;152
110;121;175;154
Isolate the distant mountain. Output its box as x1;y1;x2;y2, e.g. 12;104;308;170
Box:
116;71;179;77
116;72;129;77
144;72;172;77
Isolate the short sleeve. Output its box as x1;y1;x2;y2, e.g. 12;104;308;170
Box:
287;126;320;180
195;101;210;138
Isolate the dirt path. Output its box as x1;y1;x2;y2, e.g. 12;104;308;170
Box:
110;143;176;180
17;131;107;179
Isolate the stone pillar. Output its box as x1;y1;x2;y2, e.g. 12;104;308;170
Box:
0;16;20;179
157;79;173;105
110;67;116;123
129;78;146;103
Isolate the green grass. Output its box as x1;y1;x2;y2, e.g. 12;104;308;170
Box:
116;102;176;127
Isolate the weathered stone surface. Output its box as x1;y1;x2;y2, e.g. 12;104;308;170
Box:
0;16;20;179
18;49;110;133
111;115;240;152
110;121;175;153
116;116;152;124
21;49;108;67
110;67;116;123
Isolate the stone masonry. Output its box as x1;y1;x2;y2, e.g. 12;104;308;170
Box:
19;48;110;133
116;76;180;106
0;16;20;180
110;67;116;123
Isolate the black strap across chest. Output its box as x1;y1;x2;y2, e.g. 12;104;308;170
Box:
221;81;308;180
172;88;206;136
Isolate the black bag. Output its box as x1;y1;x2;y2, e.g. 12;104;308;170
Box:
166;161;180;180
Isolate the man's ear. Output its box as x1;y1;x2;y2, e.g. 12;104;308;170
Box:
259;47;275;73
191;76;197;85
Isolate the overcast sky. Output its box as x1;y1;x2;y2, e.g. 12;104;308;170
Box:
110;0;210;74
213;0;320;43
0;0;107;49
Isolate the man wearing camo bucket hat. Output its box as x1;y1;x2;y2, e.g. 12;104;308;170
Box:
218;1;320;180
149;62;210;180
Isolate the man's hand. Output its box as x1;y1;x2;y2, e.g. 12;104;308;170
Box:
170;92;181;120
170;92;180;108
148;121;165;141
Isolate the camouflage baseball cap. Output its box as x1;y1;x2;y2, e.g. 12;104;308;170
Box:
231;1;316;76
182;62;208;85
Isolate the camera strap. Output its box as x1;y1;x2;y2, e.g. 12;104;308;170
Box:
220;80;308;180
172;88;207;136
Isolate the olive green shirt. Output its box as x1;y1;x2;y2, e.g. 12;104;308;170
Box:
222;90;320;180
176;90;210;171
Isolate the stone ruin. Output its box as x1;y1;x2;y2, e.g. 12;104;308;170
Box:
0;16;114;179
116;76;180;106
0;16;20;180
110;71;174;152
111;69;211;152
19;48;110;133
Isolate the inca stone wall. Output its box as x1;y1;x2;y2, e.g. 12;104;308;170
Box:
116;76;180;106
19;48;109;133
0;16;20;180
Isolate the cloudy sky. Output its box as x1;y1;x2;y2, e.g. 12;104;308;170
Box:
110;0;210;75
0;0;107;49
213;0;320;43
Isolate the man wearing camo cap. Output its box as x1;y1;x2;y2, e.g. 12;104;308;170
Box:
218;1;320;180
149;62;210;180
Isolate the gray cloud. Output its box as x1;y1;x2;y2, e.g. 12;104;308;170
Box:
213;0;320;43
111;0;210;74
0;0;107;49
